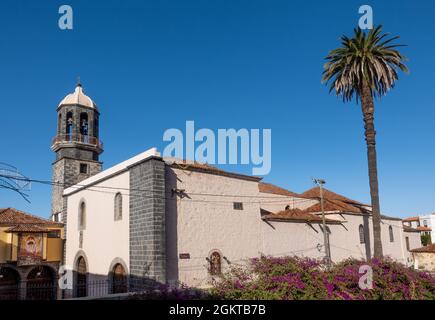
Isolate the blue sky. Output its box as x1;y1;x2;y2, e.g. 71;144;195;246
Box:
0;0;434;219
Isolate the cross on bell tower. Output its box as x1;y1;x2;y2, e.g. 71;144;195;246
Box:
51;81;103;222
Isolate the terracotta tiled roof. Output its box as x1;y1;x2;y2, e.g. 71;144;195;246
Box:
301;187;365;205
403;216;420;222
5;224;52;233
416;226;432;232
166;159;262;182
411;244;435;253
403;226;420;233
304;199;364;214
262;208;342;224
258;182;300;197
0;208;63;227
300;187;379;217
301;188;404;222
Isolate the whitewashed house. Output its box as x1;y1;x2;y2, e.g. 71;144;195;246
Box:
403;214;434;241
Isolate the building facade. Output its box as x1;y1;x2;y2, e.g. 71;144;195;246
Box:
418;213;435;240
0;208;64;300
61;149;421;294
411;244;435;272
52;84;421;297
403;214;434;243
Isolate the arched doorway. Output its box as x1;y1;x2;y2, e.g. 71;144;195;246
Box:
76;256;87;297
111;263;127;294
26;266;56;300
0;267;20;300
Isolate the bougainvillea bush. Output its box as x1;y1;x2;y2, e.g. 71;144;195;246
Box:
209;256;435;300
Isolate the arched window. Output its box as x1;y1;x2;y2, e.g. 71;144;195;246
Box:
66;112;73;138
114;193;122;221
79;113;89;144
79;201;86;230
79;113;89;136
359;224;365;244
209;251;222;276
389;226;394;242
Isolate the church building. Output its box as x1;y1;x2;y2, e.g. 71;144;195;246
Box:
51;83;421;298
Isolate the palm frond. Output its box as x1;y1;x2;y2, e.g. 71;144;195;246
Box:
322;25;408;102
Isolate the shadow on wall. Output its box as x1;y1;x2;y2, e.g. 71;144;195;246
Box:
363;214;372;261
66;251;172;300
0;238;17;263
165;167;180;287
0;265;168;300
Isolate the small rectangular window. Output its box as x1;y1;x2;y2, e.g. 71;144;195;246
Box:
405;237;410;251
233;202;243;210
79;163;88;174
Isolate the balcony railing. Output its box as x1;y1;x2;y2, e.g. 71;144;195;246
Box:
51;134;103;150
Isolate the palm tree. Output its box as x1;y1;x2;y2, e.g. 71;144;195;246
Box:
322;26;408;258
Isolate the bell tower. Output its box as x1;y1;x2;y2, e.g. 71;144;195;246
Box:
51;81;103;222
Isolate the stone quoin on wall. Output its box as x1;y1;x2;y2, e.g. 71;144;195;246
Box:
128;156;166;286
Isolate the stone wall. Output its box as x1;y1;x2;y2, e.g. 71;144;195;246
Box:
165;165;262;288
414;252;435;272
51;158;101;215
129;157;166;286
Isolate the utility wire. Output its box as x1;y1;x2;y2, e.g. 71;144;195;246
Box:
0;173;316;205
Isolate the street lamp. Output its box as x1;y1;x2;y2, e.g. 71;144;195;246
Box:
313;178;331;266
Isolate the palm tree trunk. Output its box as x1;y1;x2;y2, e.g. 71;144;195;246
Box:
360;82;383;259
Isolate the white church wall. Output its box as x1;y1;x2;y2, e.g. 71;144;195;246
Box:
65;171;130;283
327;214;372;262
259;221;327;260
261;213;415;266
403;231;422;266
326;214;413;265
165;165;416;287
62;152;418;291
260;215;369;263
381;218;407;265
165;166;263;288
